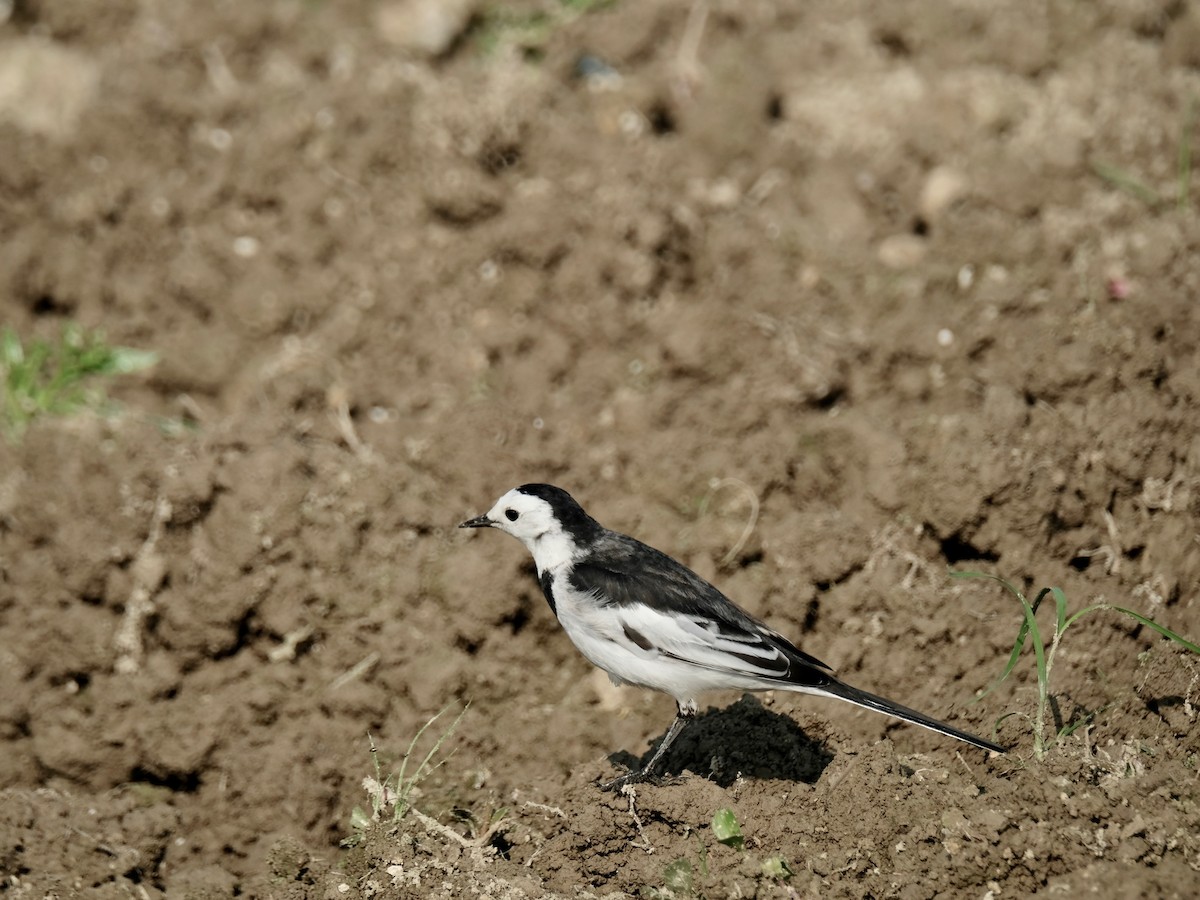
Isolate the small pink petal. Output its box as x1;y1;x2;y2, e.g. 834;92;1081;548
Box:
1106;276;1131;300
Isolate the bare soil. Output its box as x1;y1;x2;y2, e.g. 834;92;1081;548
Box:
2;1;1199;897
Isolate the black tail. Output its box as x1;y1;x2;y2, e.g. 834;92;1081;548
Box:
819;679;1006;754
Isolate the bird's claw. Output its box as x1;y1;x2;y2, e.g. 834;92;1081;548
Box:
597;771;640;792
597;770;685;792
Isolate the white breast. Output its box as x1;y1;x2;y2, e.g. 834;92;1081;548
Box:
528;529;580;572
545;567;782;704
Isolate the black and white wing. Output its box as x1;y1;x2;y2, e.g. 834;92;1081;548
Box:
570;532;1006;753
569;533;834;689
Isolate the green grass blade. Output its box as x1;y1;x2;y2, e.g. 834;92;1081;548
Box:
108;347;160;374
1018;594;1048;706
1;328;23;367
994;709;1030;735
16;341;51;409
1;325;157;440
409;703;469;786
951;570;1033;701
368;732;384;785
974;620;1031;703
1057;703;1112;740
952;570;1049;753
395;705;447;796
1040;586;1068;638
1091;161;1162;207
955;571;1200;758
949;569;1015;591
385;702;471;821
1062;603;1109;631
1060;603;1200;655
1107;606;1200;654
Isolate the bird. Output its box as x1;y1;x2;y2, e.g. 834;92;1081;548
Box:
460;483;1004;790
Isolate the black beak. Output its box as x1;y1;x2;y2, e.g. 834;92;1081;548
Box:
459;514;492;529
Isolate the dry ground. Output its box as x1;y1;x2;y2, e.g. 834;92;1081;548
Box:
2;1;1199;897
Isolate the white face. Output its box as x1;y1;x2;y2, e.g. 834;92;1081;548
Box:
462;488;578;571
481;488;561;547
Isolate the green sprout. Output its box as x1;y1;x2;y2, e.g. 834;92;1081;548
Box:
711;808;744;850
1091;96;1198;212
1;323;157;440
761;855;793;880
344;703;469;847
1089;161;1161;208
952;571;1200;759
662;858;694;895
474;0;615;57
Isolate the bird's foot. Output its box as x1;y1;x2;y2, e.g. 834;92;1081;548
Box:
597;770;685;792
598;770;642;792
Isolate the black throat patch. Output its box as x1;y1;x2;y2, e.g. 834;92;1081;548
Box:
537;568;558;616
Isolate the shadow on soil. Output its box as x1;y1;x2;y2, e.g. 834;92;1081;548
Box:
608;694;835;788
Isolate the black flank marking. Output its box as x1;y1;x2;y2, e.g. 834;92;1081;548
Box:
538;569;558;617
622;623;654;651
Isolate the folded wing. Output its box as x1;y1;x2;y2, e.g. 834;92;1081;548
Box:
569;534;834;688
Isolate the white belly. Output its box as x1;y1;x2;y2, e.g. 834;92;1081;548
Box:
547;567;778;703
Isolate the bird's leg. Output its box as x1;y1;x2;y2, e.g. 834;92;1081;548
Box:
600;701;696;791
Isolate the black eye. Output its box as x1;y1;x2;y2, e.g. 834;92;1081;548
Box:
505;508;519;521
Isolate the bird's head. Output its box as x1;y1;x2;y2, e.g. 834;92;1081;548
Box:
459;483;600;568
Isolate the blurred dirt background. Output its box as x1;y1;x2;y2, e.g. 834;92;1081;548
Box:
2;0;1200;897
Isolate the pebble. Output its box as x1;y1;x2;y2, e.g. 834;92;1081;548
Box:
375;0;475;57
919;166;968;223
232;236;260;258
0;39;99;138
877;233;927;269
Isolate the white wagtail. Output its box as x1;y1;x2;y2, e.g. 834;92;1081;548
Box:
461;483;1004;790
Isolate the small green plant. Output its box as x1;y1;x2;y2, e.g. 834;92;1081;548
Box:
761;855;793;880
474;0;615;57
952;571;1200;759
645;809;792;896
711;808;744;850
1091;95;1198;212
343;703;469;847
1;323;157;440
1090;161;1162;208
661;858;694;896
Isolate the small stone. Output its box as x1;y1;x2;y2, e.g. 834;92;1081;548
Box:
707;178;741;209
957;264;974;291
376;0;475;57
919;166;968;223
877;233;927;269
0;39;99;138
